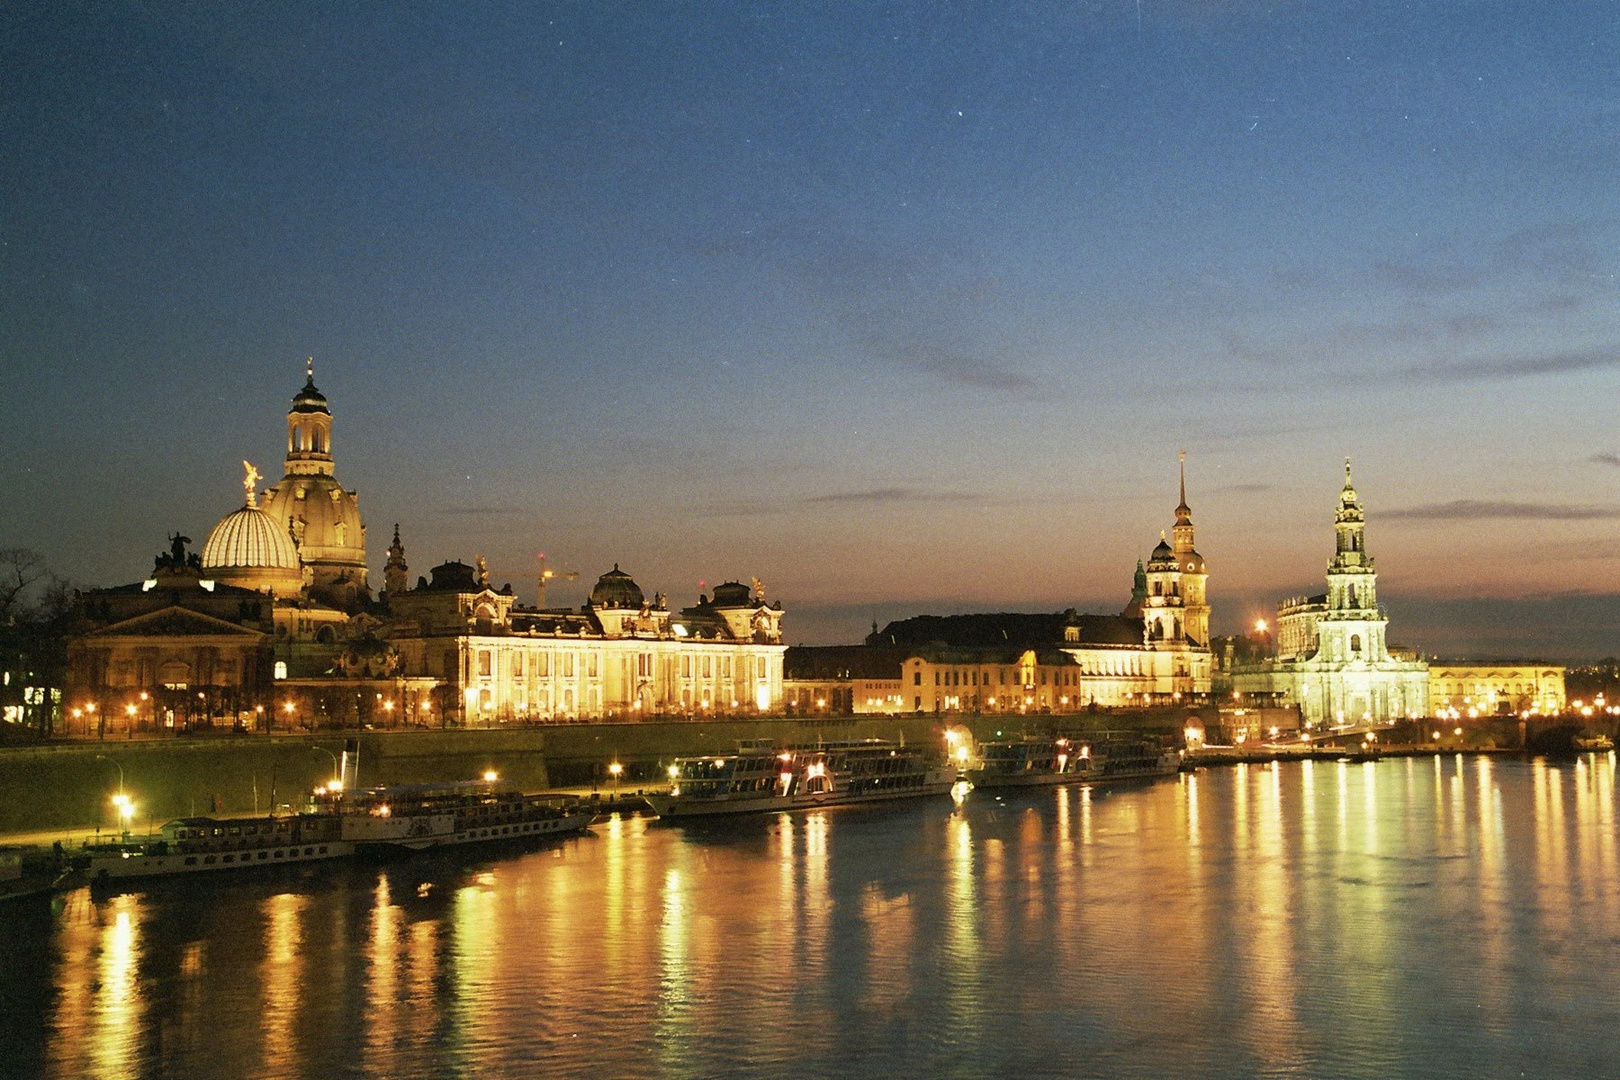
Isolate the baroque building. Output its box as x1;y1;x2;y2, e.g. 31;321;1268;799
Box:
785;460;1213;713
1427;664;1565;717
66;364;786;730
1232;462;1429;726
385;555;785;722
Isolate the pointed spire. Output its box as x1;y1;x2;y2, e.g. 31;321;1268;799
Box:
1174;450;1193;524
306;355;315;385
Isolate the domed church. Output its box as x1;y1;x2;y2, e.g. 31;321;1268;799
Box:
198;462;304;598
256;362;369;611
66;362;788;732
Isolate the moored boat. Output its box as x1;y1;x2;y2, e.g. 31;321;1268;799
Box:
84;811;351;882
645;740;957;819
967;735;1179;790
333;780;594;851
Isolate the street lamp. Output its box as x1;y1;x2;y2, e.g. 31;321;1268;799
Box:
608;761;623;800
111;792;135;840
311;745;341;791
96;754;131;838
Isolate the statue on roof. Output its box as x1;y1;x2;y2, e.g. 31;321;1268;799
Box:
242;460;261;508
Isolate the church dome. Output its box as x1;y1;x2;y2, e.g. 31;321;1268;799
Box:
291;374;329;414
202;506;300;570
200;504;305;598
590;565;644;609
1148;536;1177;569
260;474;365;565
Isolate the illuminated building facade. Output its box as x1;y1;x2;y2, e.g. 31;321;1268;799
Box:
786;460;1215;713
1232;462;1429;725
1427;664;1565;716
64;538;278;732
67;367;785;728
385;556;785;721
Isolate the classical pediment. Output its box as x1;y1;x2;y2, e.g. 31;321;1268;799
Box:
86;605;267;640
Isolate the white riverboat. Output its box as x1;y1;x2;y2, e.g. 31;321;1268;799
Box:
333;781;594;851
966;735;1180;790
84;811;351;882
645;740;958;819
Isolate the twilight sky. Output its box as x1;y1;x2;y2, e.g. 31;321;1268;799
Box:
3;2;1619;658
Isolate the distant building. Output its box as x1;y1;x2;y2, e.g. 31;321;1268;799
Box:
1428;664;1565;717
785;460;1213;714
1232;462;1429;725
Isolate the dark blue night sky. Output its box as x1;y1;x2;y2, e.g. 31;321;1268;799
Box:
4;2;1619;655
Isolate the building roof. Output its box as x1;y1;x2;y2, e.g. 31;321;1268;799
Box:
417;560;479;592
201;505;301;570
869;611;1146;649
589;565;645;609
785;646;911;680
291;373;329;414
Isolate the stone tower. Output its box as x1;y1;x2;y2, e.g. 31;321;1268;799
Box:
1318;459;1386;662
383;523;408;599
260;361;370;610
1171;452;1209;646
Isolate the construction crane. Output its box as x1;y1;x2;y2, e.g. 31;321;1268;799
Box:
537;552;578;609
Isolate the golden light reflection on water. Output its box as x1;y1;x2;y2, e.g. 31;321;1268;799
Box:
365;875;401;1066
944;811;982;1048
25;759;1620;1080
45;892;147;1080
1233;762;1304;1073
654;864;692;1073
260;891;309;1079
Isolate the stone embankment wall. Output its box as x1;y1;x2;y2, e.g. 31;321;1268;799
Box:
0;708;1206;835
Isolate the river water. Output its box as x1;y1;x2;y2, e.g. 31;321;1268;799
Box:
4;754;1620;1080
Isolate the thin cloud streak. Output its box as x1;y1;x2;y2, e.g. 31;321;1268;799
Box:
1384;500;1620;521
804;488;976;506
1398;347;1620;384
907;356;1036;392
440;505;530;516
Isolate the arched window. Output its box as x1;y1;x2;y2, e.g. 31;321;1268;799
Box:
1350;634;1362;655
274;661;287;679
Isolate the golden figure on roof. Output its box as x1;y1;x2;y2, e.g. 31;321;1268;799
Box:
242;460;261;508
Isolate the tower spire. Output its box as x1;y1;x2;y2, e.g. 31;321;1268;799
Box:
1175;450;1192;524
306;355;315;384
